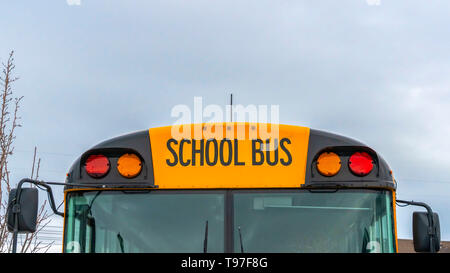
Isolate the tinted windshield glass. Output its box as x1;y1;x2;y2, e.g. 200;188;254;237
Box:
64;191;224;253
233;190;395;253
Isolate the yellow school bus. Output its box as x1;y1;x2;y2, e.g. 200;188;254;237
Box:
7;123;441;253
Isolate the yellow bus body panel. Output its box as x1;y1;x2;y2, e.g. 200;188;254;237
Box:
149;123;310;189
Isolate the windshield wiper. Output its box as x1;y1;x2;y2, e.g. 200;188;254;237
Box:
203;220;208;253
238;226;244;253
86;191;103;217
117;233;125;253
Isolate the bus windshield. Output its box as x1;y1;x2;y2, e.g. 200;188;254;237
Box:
64;189;395;253
233;190;395;253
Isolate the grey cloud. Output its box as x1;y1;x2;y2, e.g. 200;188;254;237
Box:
1;0;450;242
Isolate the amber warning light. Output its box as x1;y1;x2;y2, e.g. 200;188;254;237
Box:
117;153;142;178
316;152;341;177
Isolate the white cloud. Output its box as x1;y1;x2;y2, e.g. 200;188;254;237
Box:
66;0;81;6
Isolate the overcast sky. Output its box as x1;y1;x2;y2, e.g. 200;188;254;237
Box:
1;0;450;251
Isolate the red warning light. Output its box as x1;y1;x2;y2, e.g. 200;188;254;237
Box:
85;154;110;178
349;152;373;176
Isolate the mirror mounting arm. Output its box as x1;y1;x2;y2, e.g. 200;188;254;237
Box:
396;199;437;253
14;178;64;217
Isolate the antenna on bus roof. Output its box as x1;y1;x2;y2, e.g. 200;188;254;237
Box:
230;93;233;122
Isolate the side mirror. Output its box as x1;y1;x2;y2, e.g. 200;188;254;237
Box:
413;211;440;253
7;188;39;233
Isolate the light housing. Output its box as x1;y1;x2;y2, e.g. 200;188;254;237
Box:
117;153;142;178
85;154;110;178
349;152;373;176
316;152;341;177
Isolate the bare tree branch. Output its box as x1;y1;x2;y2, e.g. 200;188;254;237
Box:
0;51;54;253
30;147;36;180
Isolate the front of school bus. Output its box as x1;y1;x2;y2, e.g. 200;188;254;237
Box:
61;123;399;253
